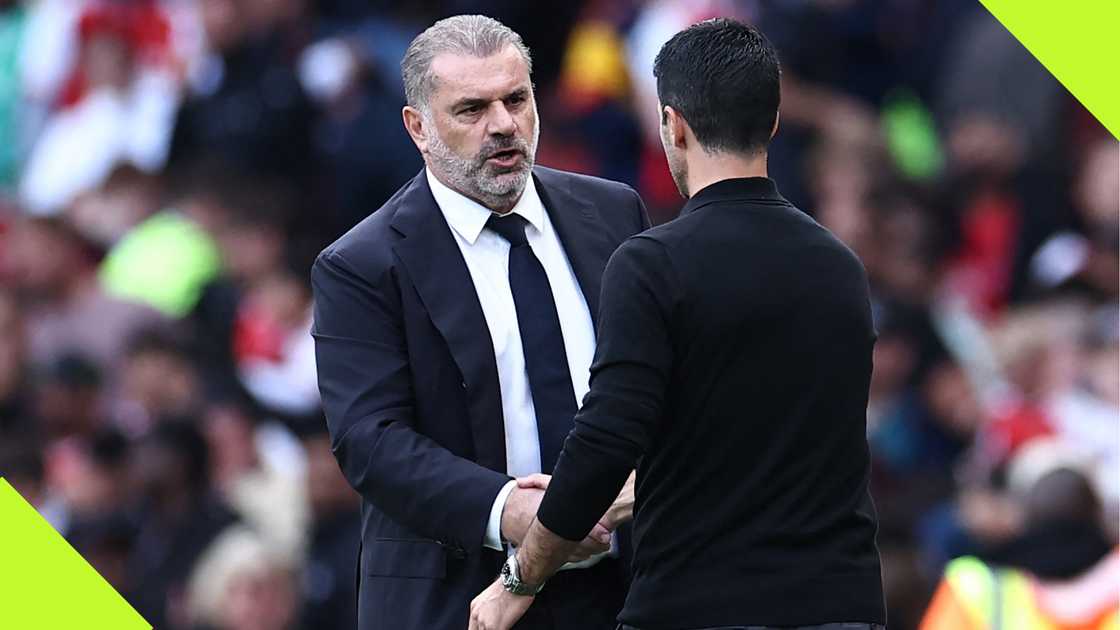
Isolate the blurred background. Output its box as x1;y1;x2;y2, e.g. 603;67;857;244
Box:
0;1;1115;629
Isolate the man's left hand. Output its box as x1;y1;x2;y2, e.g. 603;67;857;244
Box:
469;579;534;630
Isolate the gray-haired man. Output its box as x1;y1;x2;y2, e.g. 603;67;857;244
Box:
311;14;648;630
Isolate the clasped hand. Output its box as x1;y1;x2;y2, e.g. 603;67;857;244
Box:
474;472;636;630
501;473;618;562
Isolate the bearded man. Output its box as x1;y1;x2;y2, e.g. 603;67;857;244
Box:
310;14;649;630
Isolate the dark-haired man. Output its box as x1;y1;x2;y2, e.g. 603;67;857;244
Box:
470;18;886;630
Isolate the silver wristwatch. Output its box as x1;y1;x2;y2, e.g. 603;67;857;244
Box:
500;554;545;596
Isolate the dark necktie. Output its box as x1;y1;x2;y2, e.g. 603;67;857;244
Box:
486;213;577;472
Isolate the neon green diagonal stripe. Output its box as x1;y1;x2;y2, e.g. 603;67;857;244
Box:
0;478;150;629
979;0;1120;139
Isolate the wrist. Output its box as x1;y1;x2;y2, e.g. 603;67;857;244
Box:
487;480;516;551
500;553;544;596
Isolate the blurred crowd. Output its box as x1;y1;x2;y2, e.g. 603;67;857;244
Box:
0;1;1115;629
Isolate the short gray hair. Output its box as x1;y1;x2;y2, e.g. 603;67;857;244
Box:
401;15;533;111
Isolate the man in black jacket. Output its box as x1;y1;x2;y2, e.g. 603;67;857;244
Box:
311;14;646;630
470;18;886;630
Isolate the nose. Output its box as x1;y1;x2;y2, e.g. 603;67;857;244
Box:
485;101;517;137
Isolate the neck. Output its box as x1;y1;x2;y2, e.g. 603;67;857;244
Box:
685;150;768;198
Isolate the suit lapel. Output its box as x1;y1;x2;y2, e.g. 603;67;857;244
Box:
534;168;616;328
390;173;507;474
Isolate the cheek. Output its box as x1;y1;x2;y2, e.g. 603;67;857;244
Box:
442;124;483;155
519;109;538;135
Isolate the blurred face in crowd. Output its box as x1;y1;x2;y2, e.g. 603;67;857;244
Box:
868;331;915;402
1085;342;1119;406
874;204;937;302
922;361;983;437
403;44;539;212
34;376;102;439
121;347;199;419
82;32;133;91
218;564;297;630
204;404;258;486
1076;140;1120;231
0;291;23;400
216;222;285;286
58;444;131;519
69;167;160;247
133;438;185;501
201;0;248;53
1074;141;1120;297
242;0;305;32
1;219;84;299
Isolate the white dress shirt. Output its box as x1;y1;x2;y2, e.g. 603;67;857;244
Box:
425;169;597;554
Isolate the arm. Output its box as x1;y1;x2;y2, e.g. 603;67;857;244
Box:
311;249;510;551
470;237;677;629
536;237;675;540
515;471;634;531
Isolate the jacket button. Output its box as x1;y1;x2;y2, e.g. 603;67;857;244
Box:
461;381;468;389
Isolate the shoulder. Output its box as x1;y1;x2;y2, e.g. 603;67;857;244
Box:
534;165;647;235
622;209;696;252
315;172;422;278
606;231;675;283
791;204;870;278
534;165;641;206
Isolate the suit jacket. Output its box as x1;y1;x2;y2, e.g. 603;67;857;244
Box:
311;166;649;629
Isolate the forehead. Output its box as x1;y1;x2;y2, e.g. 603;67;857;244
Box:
428;45;530;104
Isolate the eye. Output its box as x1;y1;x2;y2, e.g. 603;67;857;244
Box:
506;93;526;106
457;103;485;117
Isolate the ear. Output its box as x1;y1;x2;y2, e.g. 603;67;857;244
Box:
664;106;688;150
402;105;429;154
770;111;780;140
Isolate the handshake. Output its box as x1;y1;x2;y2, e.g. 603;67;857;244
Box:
500;471;635;563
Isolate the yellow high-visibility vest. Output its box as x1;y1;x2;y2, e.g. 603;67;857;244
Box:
921;556;1119;630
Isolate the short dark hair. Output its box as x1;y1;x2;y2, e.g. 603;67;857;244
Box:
653;18;781;155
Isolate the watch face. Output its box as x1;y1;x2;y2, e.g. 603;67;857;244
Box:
501;556;533;595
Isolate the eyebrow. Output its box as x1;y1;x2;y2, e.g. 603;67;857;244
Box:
451;88;530;112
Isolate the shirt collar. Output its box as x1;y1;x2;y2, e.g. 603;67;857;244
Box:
426;167;545;245
680;177;784;216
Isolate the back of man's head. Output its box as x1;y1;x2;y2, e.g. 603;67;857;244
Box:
1026;467;1101;526
653;18;781;155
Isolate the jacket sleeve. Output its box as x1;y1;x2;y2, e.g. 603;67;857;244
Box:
631;186;652;232
311;248;510;552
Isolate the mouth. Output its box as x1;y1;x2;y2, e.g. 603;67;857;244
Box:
486;148;524;168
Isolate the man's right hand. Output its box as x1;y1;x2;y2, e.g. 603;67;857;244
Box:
508;474;610;563
500;484;545;547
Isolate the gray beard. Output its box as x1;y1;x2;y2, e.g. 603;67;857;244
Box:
425;118;539;211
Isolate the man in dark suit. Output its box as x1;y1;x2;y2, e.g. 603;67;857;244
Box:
311;14;648;630
469;19;886;630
